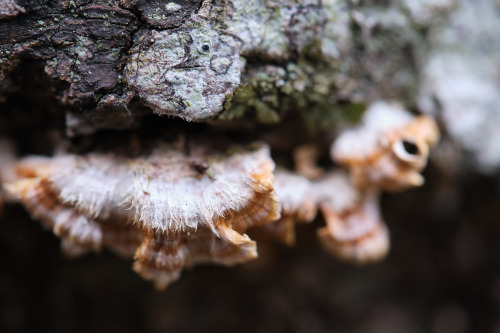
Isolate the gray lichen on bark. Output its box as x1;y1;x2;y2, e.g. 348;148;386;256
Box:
125;13;242;120
0;0;468;136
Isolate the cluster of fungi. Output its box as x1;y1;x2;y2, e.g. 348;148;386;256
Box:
0;101;439;289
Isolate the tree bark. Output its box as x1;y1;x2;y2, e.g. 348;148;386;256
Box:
0;0;454;136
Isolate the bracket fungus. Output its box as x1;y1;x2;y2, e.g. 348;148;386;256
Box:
315;101;439;263
261;101;439;264
310;171;389;264
262;170;317;245
317;190;389;264
331;101;440;191
262;169;390;264
0;98;440;288
4;141;280;289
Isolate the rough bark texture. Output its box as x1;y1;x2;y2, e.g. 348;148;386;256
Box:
0;0;455;135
